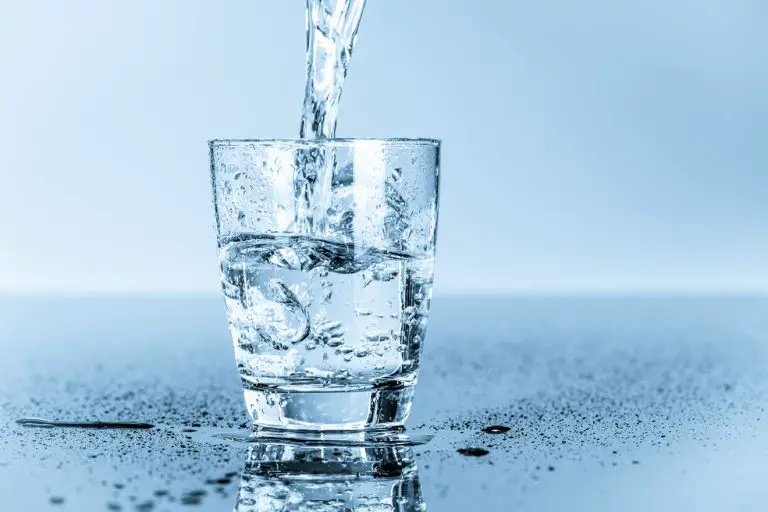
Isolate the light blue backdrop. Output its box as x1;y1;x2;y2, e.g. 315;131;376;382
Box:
1;0;766;293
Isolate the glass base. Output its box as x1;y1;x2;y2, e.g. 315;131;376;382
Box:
243;384;415;431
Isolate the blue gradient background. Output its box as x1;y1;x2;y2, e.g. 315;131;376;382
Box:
1;0;766;294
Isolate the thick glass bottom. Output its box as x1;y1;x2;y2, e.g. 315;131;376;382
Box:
243;383;415;431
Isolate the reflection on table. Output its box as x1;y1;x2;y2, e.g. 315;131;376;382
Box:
235;441;425;511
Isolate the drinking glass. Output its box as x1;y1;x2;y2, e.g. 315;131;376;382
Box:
209;138;440;431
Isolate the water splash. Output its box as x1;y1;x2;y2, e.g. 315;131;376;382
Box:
300;0;368;139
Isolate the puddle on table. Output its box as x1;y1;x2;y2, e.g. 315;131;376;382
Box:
16;418;154;430
211;428;434;447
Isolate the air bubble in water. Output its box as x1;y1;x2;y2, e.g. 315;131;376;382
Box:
322;286;333;304
315;320;344;346
365;330;390;342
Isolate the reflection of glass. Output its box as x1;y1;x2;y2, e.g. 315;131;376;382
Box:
209;139;440;431
234;442;426;511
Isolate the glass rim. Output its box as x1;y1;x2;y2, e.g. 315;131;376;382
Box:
209;137;440;148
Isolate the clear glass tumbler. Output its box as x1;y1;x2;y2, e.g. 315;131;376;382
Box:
209;138;440;431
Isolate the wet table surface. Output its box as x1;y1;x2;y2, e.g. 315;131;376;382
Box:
2;295;768;511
